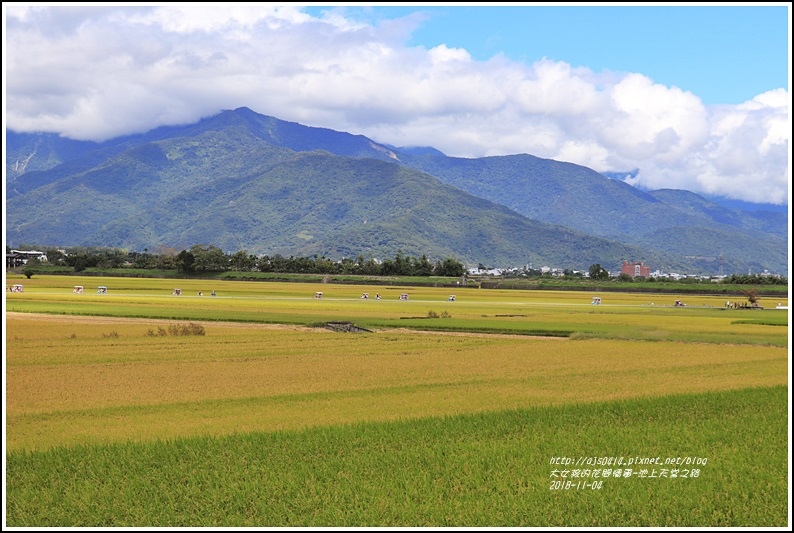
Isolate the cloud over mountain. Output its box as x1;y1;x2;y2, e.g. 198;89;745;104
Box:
4;5;789;204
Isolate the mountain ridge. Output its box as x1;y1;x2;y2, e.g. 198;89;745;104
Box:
5;107;788;274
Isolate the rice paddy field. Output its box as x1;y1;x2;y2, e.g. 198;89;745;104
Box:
4;274;791;527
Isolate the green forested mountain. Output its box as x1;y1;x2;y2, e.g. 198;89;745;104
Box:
5;107;787;274
395;153;788;272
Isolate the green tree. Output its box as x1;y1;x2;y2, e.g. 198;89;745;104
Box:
44;248;68;266
434;257;465;277
229;250;256;271
176;250;196;273
589;264;610;281
357;257;381;276
414;254;434;276
392;251;411;276
189;244;228;272
65;253;97;272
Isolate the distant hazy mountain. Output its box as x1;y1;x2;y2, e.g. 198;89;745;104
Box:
698;197;789;215
5;107;787;274
600;170;789;215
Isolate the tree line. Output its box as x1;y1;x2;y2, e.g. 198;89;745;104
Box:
15;245;466;278
10;245;788;285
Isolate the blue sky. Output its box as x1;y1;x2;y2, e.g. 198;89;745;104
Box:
306;4;789;106
4;3;790;205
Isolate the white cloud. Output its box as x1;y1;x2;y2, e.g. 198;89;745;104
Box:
428;44;472;64
515;59;603;116
4;5;790;205
128;4;312;34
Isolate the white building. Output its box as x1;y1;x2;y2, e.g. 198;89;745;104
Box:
9;249;48;264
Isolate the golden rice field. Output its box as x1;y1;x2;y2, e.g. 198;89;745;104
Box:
5;272;789;452
5;275;789;343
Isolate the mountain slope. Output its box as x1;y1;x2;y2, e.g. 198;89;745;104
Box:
5;107;787;274
646;189;787;237
396;152;788;239
6;128;682;270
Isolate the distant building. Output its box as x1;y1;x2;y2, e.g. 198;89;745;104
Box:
622;260;650;278
6;252;25;269
7;249;48;268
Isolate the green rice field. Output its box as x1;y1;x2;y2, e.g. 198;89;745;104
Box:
4;274;791;527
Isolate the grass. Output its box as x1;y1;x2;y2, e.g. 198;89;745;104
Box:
5;386;788;527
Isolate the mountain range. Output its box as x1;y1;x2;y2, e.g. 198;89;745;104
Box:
5;106;788;275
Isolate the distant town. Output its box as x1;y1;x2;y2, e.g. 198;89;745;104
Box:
467;260;783;283
7;248;786;285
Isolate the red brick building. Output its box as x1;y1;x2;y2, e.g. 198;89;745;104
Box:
621;260;650;278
